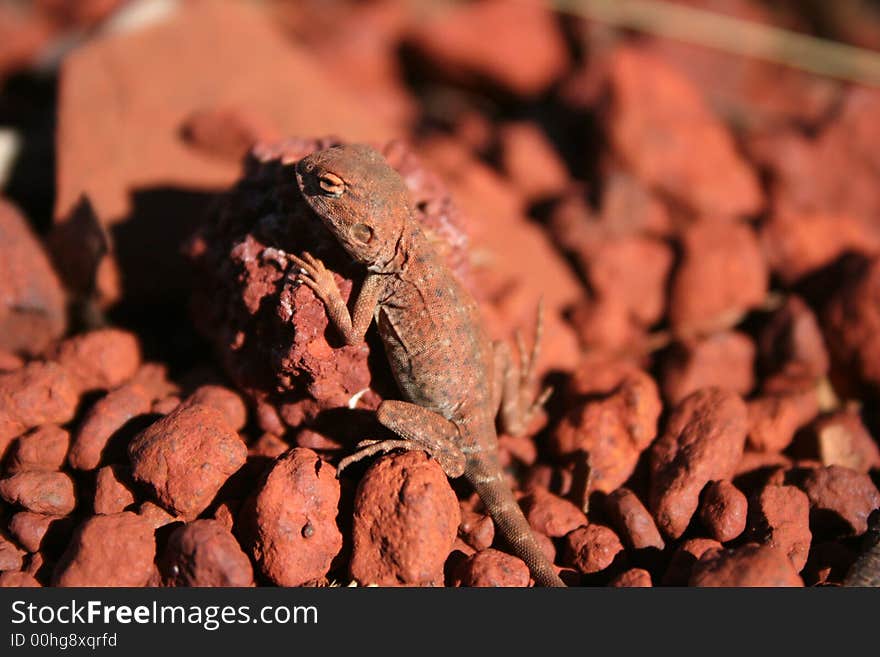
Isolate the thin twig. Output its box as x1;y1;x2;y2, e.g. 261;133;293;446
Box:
554;0;880;86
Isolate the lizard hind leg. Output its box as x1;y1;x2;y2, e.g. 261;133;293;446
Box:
338;400;466;478
492;299;553;437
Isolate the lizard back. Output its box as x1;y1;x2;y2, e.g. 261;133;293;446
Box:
376;223;495;433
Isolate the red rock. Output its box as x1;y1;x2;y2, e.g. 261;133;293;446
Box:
0;571;40;587
128;402;246;519
735;450;792;480
243;448;341;587
185;385;248;431
6;425;69;474
159;519;254;587
650;388;748;538
689;544;803;587
587;237;673;328
32;0;124;29
212;502;236;533
668;221;768;335
53;512;155;587
699;481;747;543
663;537;724;585
0;199;66;355
810;410;880;473
566;353;644;399
552;372;661;493
522;464;572;499
662;331;755;405
405;0;568;97
351;451;459;586
294;428;342;453
0;532;25;571
138;501;180;530
0;5;51;83
54;1;392;305
0;349;23;372
760;212;880;285
604;488;664;551
520;487;587;538
180;106;279;163
746;390;819;452
7;511;69;553
459;508;495;552
568;295;642;354
799;465;880;535
563;524;624;575
130;363;179;402
606;47;762;220
152;396;181;415
22;551;43;578
450;538;476;561
749;485;812;571
422;139;581;377
498;121;569;202
597;172;672;237
49;329;141;394
94;465;136;515
69;382;152;471
0;362;79;447
497;434;538;469
0;471;75;515
249;432;289;460
283;0;416;129
823;257;880;394
751;87;880;230
549;193;672;328
454;548;531;587
609;568;652;587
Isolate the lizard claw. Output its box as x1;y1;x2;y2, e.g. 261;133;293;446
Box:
336;439;424;477
287;252;336;302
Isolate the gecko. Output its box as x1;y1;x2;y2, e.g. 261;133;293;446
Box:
288;143;565;587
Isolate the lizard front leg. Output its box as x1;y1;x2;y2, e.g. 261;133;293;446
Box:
338;400;466;478
289;252;383;345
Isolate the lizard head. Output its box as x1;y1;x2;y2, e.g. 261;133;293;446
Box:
295;144;410;269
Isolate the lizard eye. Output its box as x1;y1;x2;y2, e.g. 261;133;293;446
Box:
351;223;373;244
318;172;345;197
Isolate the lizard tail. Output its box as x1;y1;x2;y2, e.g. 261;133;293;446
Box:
467;460;566;588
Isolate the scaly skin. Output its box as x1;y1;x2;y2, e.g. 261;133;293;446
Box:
290;143;564;587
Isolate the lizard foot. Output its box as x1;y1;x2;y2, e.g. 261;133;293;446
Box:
494;298;553;437
337;439;459;477
288;251;338;304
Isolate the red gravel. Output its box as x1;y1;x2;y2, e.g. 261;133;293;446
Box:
52;512;156;587
650;388;748;538
689;543;803;587
453;548;531;588
350;451;459;586
128;401;246;520
159;519;255;587
564;524;624;575
241;448;342;587
699;481;748;543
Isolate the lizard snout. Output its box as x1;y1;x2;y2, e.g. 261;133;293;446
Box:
294;159;316;194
